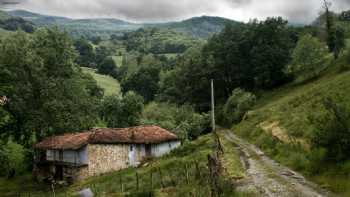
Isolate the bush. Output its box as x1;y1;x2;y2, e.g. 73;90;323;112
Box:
100;91;144;128
0;141;26;178
141;102;210;140
308;98;350;162
306;148;327;175
286;34;330;83
223;88;256;125
97;57;118;78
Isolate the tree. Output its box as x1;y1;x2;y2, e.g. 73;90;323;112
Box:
322;0;341;59
90;36;102;45
159;18;294;110
0;18;35;33
333;27;345;59
97;57;118;78
142;102;210;140
95;46;111;66
0;141;26;178
74;38;95;67
100;92;144;128
121;65;161;102
223;88;256;125
309;98;350;162
287;34;330;82
0;29;102;142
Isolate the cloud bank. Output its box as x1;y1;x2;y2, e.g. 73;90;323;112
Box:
6;0;350;23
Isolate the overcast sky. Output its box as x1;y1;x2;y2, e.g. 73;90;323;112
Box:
3;0;350;23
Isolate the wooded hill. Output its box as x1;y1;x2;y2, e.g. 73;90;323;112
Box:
7;10;240;38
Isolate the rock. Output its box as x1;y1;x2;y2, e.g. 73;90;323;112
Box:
78;188;94;197
281;170;295;176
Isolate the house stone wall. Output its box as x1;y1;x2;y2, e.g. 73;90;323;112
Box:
75;166;89;181
78;141;181;179
87;144;130;176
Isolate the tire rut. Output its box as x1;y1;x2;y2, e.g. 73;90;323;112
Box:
221;130;333;197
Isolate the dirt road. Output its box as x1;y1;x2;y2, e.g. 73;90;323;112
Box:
221;130;333;197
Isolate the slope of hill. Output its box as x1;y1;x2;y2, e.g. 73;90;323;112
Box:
7;10;238;38
231;57;350;196
82;67;120;96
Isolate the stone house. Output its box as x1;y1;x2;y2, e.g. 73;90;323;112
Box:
33;125;181;182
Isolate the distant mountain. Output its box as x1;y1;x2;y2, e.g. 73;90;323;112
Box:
7;10;239;38
7;10;142;38
0;10;35;33
154;16;241;38
0;10;12;20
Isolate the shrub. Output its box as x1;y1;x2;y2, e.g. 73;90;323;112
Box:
287;34;330;83
308;98;350;162
306;148;327;175
141;102;210;140
97;57;118;78
0;141;26;178
100;91;144;128
223;88;256;125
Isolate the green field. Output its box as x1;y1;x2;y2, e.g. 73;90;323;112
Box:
82;67;120;96
111;55;123;67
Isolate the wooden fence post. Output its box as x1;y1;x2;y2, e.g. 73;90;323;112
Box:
168;169;176;186
195;161;201;180
136;172;139;191
120;175;124;193
158;168;165;188
185;163;189;184
150;171;153;190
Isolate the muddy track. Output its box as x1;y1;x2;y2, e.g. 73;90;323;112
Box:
221;130;333;197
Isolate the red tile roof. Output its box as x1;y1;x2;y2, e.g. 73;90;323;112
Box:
35;126;179;150
35;132;92;150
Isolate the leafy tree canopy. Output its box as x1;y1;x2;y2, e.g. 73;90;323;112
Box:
0;29;102;143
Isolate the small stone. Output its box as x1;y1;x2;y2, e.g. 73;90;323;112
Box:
78;188;94;197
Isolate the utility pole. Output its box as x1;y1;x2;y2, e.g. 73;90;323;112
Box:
211;79;215;132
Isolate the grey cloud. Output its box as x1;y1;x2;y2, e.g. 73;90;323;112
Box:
8;0;350;23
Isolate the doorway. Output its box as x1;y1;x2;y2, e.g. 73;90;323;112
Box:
145;144;152;158
128;144;137;166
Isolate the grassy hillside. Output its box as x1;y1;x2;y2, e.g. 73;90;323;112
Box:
82;67;120;96
231;56;350;196
0;134;247;196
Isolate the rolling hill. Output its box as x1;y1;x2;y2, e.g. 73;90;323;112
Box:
7;10;239;38
156;16;241;38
